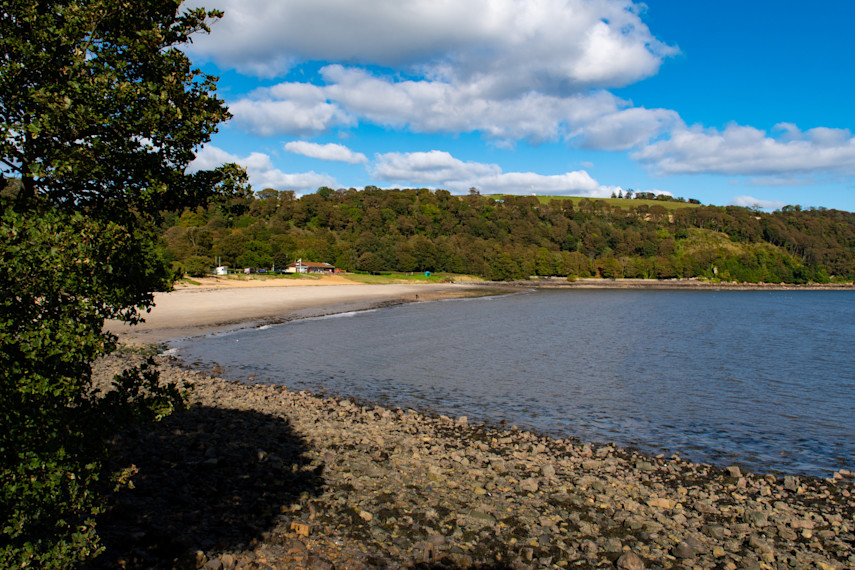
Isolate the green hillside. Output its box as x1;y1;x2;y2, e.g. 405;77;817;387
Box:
159;187;855;284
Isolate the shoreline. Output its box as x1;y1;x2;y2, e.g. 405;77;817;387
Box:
109;276;854;346
95;281;855;567
488;277;855;291
107;281;508;345
92;352;855;569
109;281;852;479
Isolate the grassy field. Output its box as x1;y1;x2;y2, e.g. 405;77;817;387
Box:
488;195;702;211
678;228;744;255
342;272;483;284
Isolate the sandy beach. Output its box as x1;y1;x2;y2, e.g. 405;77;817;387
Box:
108;276;496;344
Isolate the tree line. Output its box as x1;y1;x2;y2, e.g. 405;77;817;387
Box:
161;186;855;284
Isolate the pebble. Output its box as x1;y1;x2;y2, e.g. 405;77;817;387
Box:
784;475;799;492
520;477;539;493
87;353;855;569
673;541;696;559
617;551;645;570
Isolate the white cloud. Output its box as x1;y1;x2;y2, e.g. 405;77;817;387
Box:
190;145;337;193
251;166;337;193
188;0;676;93
372;150;613;196
730;195;787;211
231;68;678;147
284;141;367;164
633;123;855;181
230;83;354;137
574;106;680;151
373;151;501;183
189;1;680;148
743;176;818;188
187;145;240;172
461;171;614;197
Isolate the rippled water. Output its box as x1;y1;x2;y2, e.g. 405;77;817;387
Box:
171;289;855;477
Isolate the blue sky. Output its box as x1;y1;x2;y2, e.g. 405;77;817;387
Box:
185;0;855;211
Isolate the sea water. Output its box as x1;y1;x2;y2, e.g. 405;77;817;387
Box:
170;289;855;477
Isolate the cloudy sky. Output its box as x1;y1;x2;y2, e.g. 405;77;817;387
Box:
186;0;855;211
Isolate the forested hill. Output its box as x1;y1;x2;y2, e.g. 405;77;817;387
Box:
160;186;855;284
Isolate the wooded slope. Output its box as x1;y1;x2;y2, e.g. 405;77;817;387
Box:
160;187;855;284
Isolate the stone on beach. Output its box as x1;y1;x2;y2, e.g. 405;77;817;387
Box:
617;551;646;569
90;352;855;569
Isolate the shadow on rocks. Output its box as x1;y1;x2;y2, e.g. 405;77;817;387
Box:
87;404;322;569
412;562;514;570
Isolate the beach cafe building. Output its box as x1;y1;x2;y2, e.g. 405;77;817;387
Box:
285;260;338;274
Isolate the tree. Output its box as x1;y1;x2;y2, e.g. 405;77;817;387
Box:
535;246;556;276
184;255;214;277
272;251;290;270
357;251;384;273
0;1;246;565
598;257;623;279
566;251;592;278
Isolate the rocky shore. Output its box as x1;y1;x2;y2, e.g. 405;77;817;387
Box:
90;353;855;569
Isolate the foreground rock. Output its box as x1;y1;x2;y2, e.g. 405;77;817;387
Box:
90;353;855;569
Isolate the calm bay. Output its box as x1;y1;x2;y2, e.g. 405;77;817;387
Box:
171;289;855;477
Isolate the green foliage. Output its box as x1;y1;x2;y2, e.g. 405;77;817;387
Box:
160;187;855;284
0;205;145;566
598;257;623;279
184;255;214;277
0;1;246;565
495;194;703;211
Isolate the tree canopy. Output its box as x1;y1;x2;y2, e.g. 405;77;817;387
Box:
1;0;244;217
0;1;245;565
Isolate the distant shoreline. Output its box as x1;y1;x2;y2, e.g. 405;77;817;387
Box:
485;276;855;291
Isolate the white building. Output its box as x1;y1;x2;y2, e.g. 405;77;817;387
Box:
285;260;337;274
